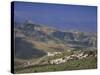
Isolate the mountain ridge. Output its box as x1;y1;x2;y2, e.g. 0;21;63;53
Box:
14;22;97;60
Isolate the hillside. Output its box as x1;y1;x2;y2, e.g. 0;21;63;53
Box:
14;21;97;73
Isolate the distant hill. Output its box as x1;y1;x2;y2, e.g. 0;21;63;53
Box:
14;21;97;60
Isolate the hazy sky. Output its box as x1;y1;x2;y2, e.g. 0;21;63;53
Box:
13;1;97;33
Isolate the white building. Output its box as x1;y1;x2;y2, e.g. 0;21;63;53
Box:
47;52;62;56
50;58;66;64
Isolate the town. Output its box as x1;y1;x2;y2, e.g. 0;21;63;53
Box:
40;50;96;65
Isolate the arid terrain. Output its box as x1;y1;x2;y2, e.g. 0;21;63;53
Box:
14;21;97;73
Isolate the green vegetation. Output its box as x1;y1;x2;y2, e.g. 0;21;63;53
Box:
15;56;97;73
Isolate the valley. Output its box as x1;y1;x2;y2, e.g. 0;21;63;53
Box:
14;21;97;73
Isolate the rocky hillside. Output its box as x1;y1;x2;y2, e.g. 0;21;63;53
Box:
14;21;97;60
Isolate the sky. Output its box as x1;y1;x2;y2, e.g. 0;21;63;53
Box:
13;1;97;33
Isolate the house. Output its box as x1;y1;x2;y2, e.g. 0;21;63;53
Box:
50;58;66;64
47;52;55;56
47;52;62;56
64;56;72;61
83;54;88;58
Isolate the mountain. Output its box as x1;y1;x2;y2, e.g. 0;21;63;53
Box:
14;21;97;60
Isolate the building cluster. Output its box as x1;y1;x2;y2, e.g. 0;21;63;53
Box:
26;51;96;66
47;52;89;65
